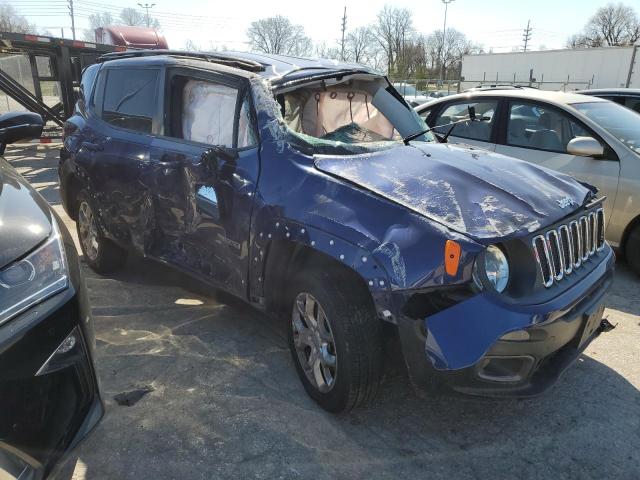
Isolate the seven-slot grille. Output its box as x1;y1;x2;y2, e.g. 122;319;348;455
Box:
532;208;605;288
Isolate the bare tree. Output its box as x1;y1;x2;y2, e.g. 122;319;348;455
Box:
247;16;313;57
83;12;115;41
427;28;482;79
314;41;340;60
119;7;160;29
372;5;414;75
0;5;39;34
568;2;640;47
345;27;376;64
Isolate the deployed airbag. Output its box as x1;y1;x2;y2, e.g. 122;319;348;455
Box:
182;80;236;146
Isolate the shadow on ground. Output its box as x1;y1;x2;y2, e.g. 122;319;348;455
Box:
60;255;640;480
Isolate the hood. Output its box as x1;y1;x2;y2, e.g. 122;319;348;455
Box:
314;143;592;241
0;159;51;269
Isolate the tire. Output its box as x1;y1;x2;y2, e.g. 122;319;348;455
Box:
76;189;127;274
626;225;640;276
287;265;383;413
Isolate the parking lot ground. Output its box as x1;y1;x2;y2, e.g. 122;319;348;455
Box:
5;144;640;480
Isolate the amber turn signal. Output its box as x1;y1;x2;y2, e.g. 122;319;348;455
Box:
445;240;461;276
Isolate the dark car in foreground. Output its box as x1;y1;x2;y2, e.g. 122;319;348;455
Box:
60;50;614;412
0;112;102;478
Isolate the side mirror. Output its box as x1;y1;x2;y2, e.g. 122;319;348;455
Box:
567;136;604;158
0;112;44;155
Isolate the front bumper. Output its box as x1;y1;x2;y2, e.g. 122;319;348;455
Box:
397;247;615;397
0;273;103;478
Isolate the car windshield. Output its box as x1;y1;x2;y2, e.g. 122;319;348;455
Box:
572;101;640;154
275;75;435;154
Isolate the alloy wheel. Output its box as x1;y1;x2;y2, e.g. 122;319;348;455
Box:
78;201;99;261
291;292;338;393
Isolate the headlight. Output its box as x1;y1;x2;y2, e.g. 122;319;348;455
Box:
473;245;509;292
0;216;68;325
483;245;510;293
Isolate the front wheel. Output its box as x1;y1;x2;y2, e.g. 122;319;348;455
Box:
76;189;127;273
287;266;383;413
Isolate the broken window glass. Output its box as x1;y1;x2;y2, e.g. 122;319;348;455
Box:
274;76;434;154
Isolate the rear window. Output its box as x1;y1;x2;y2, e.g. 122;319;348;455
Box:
100;68;159;133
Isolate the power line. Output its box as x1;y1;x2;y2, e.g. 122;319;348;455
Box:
522;19;532;52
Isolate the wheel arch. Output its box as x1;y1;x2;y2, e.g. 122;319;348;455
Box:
620;213;640;257
251;221;396;324
61;171;85;221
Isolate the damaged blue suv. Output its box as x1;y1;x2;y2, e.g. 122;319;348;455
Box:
60;51;615;412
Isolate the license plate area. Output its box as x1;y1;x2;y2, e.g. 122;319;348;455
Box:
579;304;605;347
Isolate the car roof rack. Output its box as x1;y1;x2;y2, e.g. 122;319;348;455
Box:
465;84;538;92
97;49;266;73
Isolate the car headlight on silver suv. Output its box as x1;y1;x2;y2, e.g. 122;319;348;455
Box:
0;217;68;325
474;245;510;293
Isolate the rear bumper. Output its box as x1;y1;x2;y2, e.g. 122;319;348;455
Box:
397;248;615;397
0;278;103;478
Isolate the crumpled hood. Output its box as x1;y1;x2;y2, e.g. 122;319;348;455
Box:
314;143;592;241
0;158;51;270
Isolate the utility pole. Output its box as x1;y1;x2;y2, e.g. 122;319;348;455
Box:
522;20;532;52
340;6;347;61
439;0;455;82
67;0;76;40
138;3;156;28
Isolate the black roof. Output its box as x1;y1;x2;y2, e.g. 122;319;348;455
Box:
97;49;379;84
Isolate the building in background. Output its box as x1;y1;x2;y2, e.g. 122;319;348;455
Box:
460;45;639;91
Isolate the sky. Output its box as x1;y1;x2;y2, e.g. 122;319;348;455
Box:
8;0;625;53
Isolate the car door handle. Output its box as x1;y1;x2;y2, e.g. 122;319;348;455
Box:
81;141;104;151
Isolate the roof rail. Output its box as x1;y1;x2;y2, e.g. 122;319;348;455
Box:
97;49;266;72
466;84;539;91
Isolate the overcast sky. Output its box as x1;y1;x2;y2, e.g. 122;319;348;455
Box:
9;0;625;53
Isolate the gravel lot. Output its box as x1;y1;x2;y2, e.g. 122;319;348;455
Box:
6;144;640;480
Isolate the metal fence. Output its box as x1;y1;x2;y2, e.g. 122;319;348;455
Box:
389;78;462;97
459;72;594;92
0;53;61;115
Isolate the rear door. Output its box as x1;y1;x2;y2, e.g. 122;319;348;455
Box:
80;66;162;252
430;99;499;151
494;100;620;219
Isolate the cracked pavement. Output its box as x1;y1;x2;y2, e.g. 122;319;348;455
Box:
5;144;640;480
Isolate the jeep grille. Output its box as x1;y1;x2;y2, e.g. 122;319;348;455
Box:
532;208;605;288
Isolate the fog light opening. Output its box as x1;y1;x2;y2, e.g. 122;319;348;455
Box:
477;355;535;383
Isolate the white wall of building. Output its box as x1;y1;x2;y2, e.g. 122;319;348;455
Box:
461;46;639;91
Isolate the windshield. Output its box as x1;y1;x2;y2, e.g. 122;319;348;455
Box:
572;101;640;154
276;75;435;154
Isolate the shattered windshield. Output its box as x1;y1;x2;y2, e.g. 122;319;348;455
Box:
275;75;434;154
573;101;640;154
